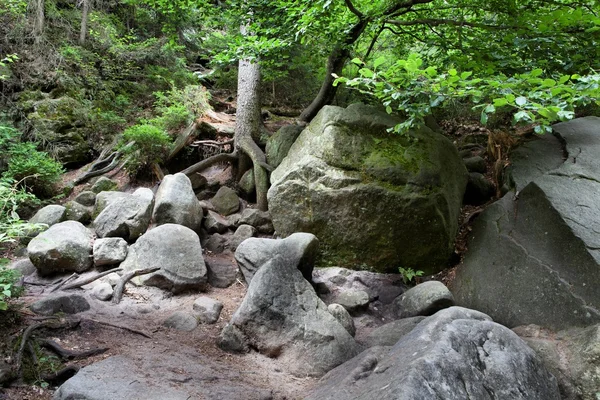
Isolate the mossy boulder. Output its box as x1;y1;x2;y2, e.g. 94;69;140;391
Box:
268;104;468;274
27;96;90;164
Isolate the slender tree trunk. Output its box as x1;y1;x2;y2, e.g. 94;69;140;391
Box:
33;0;45;44
235;57;268;211
79;0;90;45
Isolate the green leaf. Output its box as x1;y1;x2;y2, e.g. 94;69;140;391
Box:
542;78;557;87
480;110;488;125
484;104;496;113
350;58;363;65
385;105;392;114
425;66;437;77
530;69;544;77
493;98;508;107
460;71;473;80
515;96;527;106
373;56;386;69
430;95;445;107
448;68;457;76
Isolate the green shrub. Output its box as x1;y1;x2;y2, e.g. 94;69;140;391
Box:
120;124;172;175
0;261;23;311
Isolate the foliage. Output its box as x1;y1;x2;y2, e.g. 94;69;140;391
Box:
0;54;18;81
0;178;43;245
149;85;211;130
336;54;600;134
120;124;172;174
0;260;23;311
398;267;424;285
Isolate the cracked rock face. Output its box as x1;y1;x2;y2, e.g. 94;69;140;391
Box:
453;117;600;330
307;307;560;400
267;103;468;274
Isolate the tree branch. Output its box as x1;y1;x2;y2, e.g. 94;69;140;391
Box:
387;18;515;30
344;0;364;19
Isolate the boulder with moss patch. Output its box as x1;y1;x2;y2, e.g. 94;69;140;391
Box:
268;104;467;274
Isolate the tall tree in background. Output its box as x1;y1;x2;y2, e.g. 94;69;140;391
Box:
32;0;44;43
79;0;90;45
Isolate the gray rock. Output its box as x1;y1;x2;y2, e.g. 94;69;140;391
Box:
152;173;203;231
64;200;92;224
328;304;356;337
362;317;425;348
211;186;240;216
463;172;495;205
453;118;600;330
218;256;360;377
27;221;93;276
268;103;467;274
193;297;223;324
307;307;560;400
266;124;304;168
9;258;37;276
229;224;256;251
29;204;66;227
514;324;600;400
204;210;230;234
91;177;118;193
91;282;113;301
30;294;90;315
235;232;318;284
238;169;255;196
463;155;487;173
239;208;273;233
206;257;238;288
120;224;207;293
227;212;242;227
73;191;96;207
204;233;228;253
188;172;208;191
93;237;128;266
335;290;370;314
93;189;154;242
163;311;198;331
394;281;454;318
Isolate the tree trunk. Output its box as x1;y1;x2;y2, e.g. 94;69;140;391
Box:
79;0;90;45
33;0;45;44
235;57;268;211
299;19;370;123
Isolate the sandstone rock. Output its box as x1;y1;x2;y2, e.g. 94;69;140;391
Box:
193;297;223;324
218;256;360;377
211;186;239;216
268;103;467;274
152;173;203;231
27;221;93;276
394;281;454;318
93;188;154;242
93;237;128;266
120;224;207;293
30;294;90;315
307;307;560;400
235;232;318;284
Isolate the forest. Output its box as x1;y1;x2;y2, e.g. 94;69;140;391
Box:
0;0;599;397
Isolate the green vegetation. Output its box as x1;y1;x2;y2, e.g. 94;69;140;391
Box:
0;260;23;311
398;267;424;285
120;124;172;175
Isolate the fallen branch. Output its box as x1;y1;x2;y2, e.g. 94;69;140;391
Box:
190;139;235;147
50;272;79;292
180;151;239;176
61;268;122;291
84;318;152;339
40;339;108;360
112;267;160;304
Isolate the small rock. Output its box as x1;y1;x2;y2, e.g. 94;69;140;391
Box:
73;191;96;207
328;303;356;337
463;172;496;206
230;225;256;251
238;169;255;196
204;210;230;234
394;281;454;318
463;156;487;173
239;208;274;233
335;290;370;314
93;237;128;266
206;257;238;288
64;201;92;224
30;294;90;315
91;177;118;193
189;173;208;191
227;213;242;227
102;272;121;287
163;311;198;331
211;186;240;216
9;258;36;276
204;233;229;253
193;297;224;324
152;173;203;231
91;282;113;301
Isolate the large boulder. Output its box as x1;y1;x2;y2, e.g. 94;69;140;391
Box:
119;224;207;293
27;221;93;276
152;173;203;231
93;188;154;242
307;307;560;400
218;256;360;377
234;232;319;284
453;117;600;330
268;103;467;274
265;124;304;168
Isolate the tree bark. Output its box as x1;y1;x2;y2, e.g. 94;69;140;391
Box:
79;0;90;45
33;0;45;44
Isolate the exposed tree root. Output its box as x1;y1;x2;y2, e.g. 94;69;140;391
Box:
60;267;122;291
40;339;108;360
73;141;134;185
83;318;152;339
112;267;160;304
41;365;80;386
